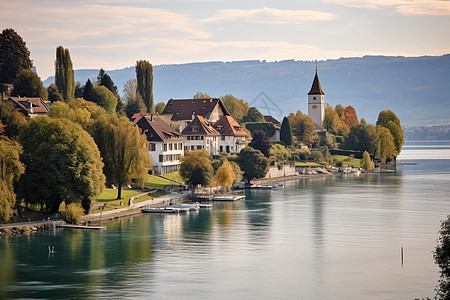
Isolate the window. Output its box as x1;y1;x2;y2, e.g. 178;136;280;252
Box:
149;143;156;151
169;143;173;151
184;146;189;151
226;146;230;153
191;146;195;150
221;136;226;140
192;126;198;132
201;136;204;140
187;136;191;140
174;143;178;150
178;143;182;149
163;144;167;151
159;155;163;162
197;146;202;150
220;146;223;152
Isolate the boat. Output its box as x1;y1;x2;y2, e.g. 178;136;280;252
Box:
142;208;179;214
212;195;245;201
168;204;199;211
245;184;277;190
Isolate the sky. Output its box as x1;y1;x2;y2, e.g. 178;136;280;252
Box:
2;0;450;80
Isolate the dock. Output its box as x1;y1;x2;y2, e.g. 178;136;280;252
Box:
56;224;106;230
212;195;245;201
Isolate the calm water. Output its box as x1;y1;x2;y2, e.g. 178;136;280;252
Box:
1;141;450;300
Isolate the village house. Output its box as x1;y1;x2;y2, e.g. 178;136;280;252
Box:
182;115;220;155
132;113;186;175
161;98;229;132
3;96;50;118
213;115;248;154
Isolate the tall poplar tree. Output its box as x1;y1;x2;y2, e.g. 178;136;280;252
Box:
280;116;293;146
135;60;154;113
55;46;75;100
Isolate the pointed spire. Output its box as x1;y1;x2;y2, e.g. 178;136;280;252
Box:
308;72;325;95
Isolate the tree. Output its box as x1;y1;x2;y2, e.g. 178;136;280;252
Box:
342;106;359;128
155;102;166;115
434;215;450;299
18;117;105;213
125;94;146;119
48;101;92;130
229;161;243;184
0;100;26;139
136;60;154;113
324;104;348;136
221;94;249;123
0;139;24;222
83;79;94;101
193;92;211;99
280;116;293;146
123;79;138;100
288;110;319;145
242;107;264;123
215;159;235;191
89;115;151;200
249;129;271;157
0;28;32;84
91;85;118;113
47;83;64;102
74;82;84;98
55;46;75;100
270;144;291;161
361;151;374;170
374;125;397;162
377;110;404;155
97;68;122;115
236;147;270;183
12;69;48;100
179;150;214;196
343;123;376;153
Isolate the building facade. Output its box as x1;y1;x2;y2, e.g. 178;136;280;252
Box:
213;115;248;153
182;115;220;155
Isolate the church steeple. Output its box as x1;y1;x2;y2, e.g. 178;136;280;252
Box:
308;72;325;95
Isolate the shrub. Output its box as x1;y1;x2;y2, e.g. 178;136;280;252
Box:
62;203;84;224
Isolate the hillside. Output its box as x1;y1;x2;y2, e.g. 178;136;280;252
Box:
43;55;450;126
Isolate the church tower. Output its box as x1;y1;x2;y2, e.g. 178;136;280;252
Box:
308;71;325;129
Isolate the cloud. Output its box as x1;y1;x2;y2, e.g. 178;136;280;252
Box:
203;7;336;24
325;0;450;15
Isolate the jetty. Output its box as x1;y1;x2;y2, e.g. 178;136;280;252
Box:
56;224;106;230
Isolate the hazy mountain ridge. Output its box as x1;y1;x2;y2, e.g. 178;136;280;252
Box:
43;55;450;126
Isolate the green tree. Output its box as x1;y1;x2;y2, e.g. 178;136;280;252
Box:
0;100;26;139
12;69;48;100
97;68;123;115
374;125;397;162
155;102;166;115
361;151;374;170
179;150;214;196
270;144;291;161
242;107;264;123
0;28;32;84
125;94;146;119
229;161;243;184
324;104;349;136
280;116;292;146
74;82;84;98
83;79;94;101
0;139;24;222
376;110;404;154
249;129;271;157
434;214;450;299
193;92;211;99
91;85;118;113
215;159;235;191
136;60;154;113
18;117;105;213
47;83;64;102
343;123;376;153
89;115;151;200
55;46;75;100
237;147;270;183
288;110;319;145
48;101;92;130
221;94;249;123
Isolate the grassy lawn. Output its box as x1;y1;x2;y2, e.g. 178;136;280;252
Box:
295;161;323;167
94;188;167;212
145;172;184;188
332;155;361;168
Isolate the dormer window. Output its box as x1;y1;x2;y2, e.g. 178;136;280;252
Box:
192;126;198;132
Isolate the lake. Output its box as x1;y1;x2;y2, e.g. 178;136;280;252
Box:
1;141;449;299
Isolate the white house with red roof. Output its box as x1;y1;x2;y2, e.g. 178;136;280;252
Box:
213;115;248;154
133;113;186;174
181;115;220;155
4;97;50;118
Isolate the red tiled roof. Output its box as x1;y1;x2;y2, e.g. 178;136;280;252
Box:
213;115;248;137
6;97;49;115
162;98;229;121
135;114;186;142
263;115;281;126
181;115;220;136
131;113;152;123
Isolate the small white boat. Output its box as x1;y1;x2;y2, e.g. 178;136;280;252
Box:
168;204;199;211
142;208;179;214
212;195;245;201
